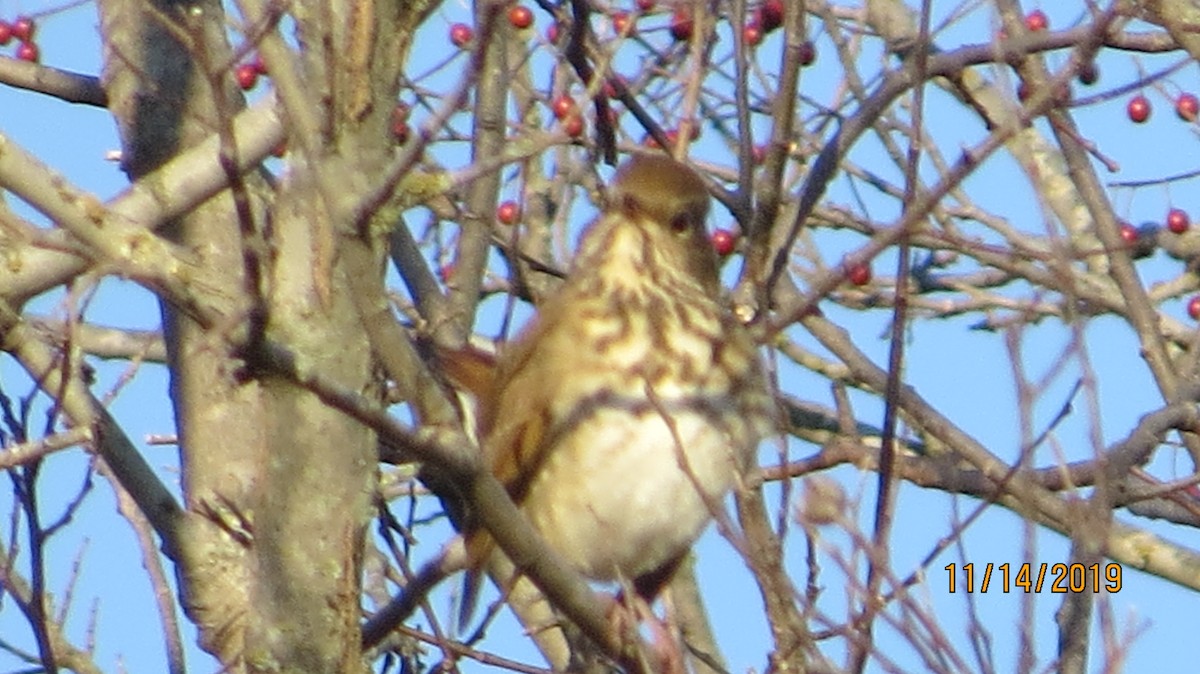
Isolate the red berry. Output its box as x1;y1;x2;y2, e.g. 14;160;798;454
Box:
561;113;584;137
1189;295;1200;321
497;200;521;225
1077;61;1098;85
551;94;576;120
797;39;816;66
743;22;763;46
636;0;655;10
1176;93;1198;122
546;22;559;42
1127;95;1151;123
1024;9;1048;32
235;63;258;90
845;259;871;286
757;0;784;32
251;54;267;75
669;8;693;41
391;103;411;143
440;262;456;281
271;139;287;157
0;21;12;45
1118;221;1138;245
450;23;474;48
15;41;38;63
508;5;533;29
710;228;737;256
1168;208;1190;234
751;144;767;163
11;16;34;42
612;11;635;35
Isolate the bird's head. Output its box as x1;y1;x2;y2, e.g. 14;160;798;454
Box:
578;155;720;295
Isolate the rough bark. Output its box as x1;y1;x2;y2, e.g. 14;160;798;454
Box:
96;0;439;671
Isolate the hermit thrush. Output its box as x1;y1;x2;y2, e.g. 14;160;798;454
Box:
459;154;773;619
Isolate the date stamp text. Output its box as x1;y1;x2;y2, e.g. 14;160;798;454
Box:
945;563;1122;593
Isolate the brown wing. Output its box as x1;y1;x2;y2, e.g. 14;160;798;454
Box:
436;342;498;401
476;292;580;500
432;323;559;500
459;297;573;626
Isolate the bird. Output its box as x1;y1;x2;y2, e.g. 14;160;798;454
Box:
457;153;774;625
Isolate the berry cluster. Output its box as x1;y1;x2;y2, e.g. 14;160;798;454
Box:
439;1;821;145
447;2;820;259
1012;11;1199;128
1124;93;1200;125
0;16;39;63
436;4;1200;275
550;93;584;137
1116;209;1200;321
735;0;817;59
493;1;814;58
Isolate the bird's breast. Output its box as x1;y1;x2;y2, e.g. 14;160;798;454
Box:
498;267;769;584
522;401;755;582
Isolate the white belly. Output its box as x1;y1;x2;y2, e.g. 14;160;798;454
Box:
521;405;748;582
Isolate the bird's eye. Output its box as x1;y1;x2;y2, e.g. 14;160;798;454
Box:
621;193;642;217
669;214;691;233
